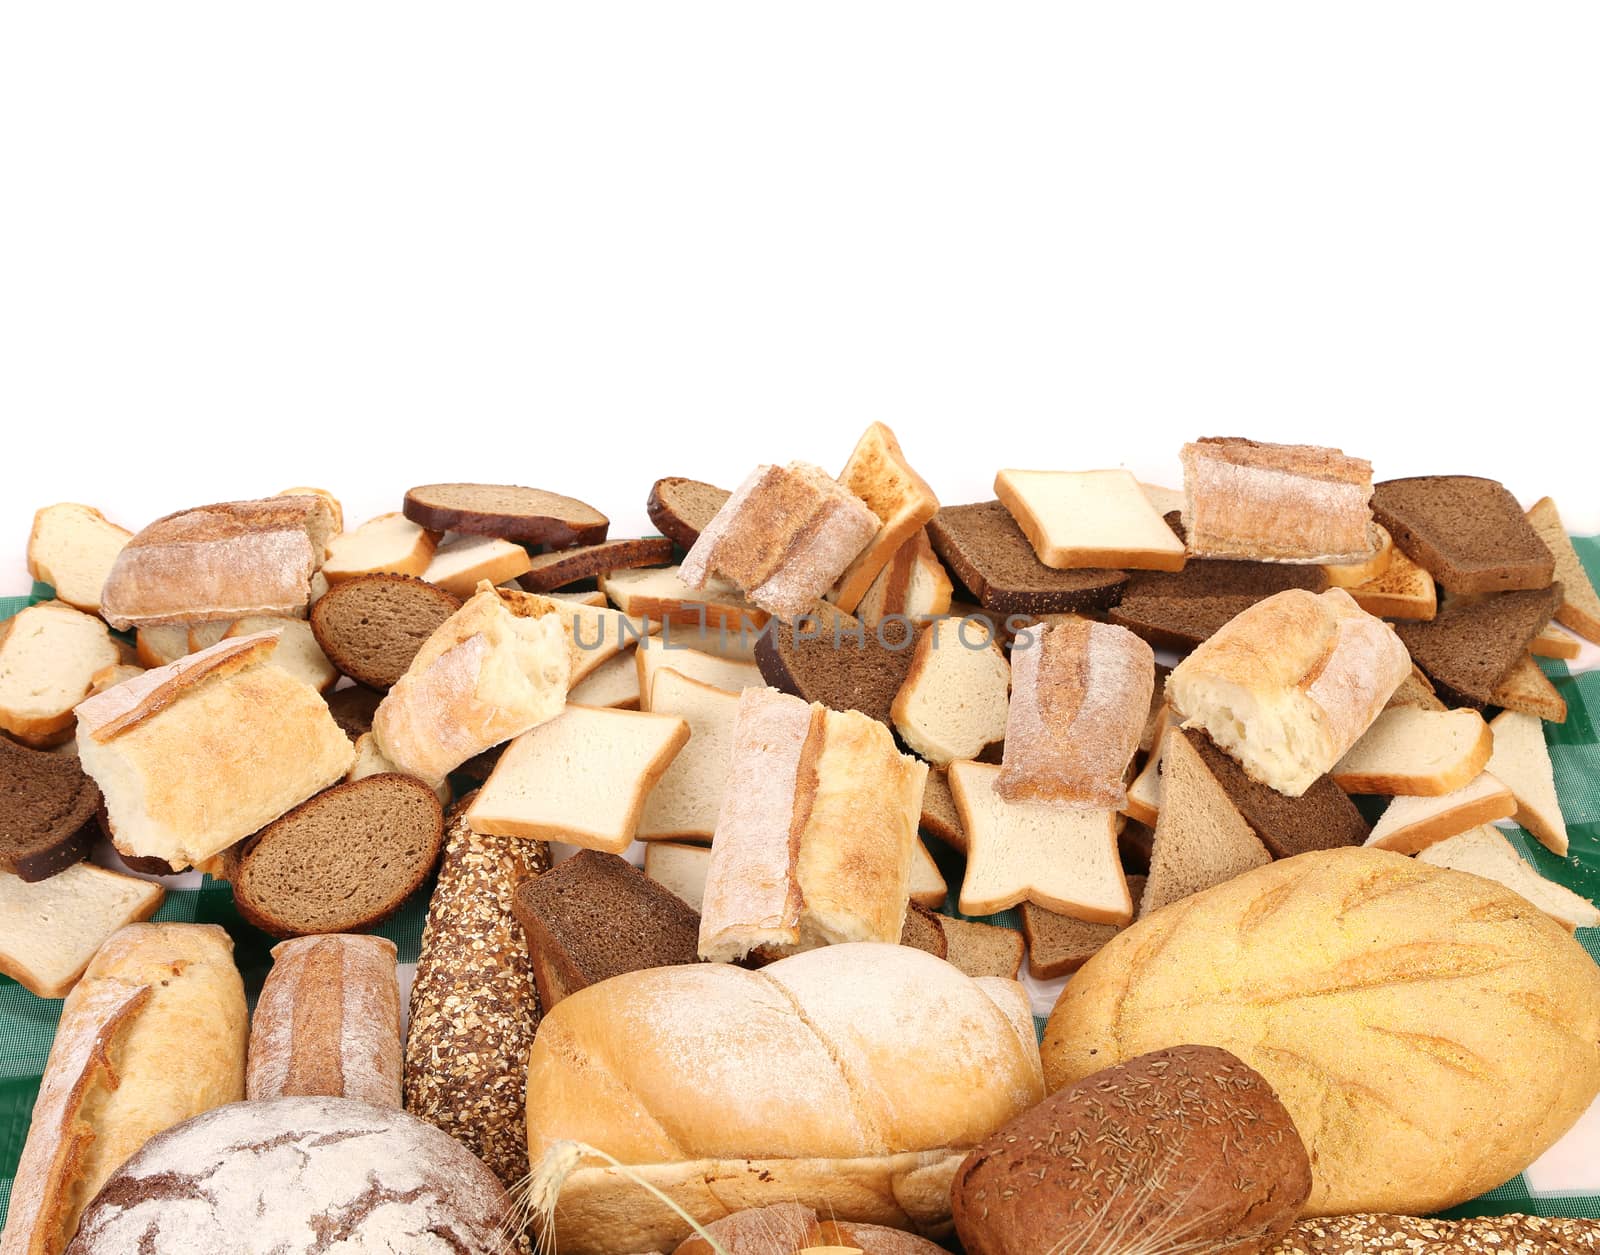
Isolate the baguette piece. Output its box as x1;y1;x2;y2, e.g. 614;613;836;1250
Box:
0;602;124;748
0;923;246;1255
0;865;164;998
405;800;549;1186
75;632;354;870
99;495;338;629
950;760;1130;922
996;620;1153;809
698;689;926;962
1364;772;1515;854
320;511;438;582
855;529;953;627
831;423;941;612
890;617;1009;767
26;505;132;614
372;582;572;786
223;615;337;693
1528;496;1600;641
638;670;740;840
468;705;688;853
1417;826;1600;931
423;533;533;598
278;486;343;532
1167;587;1410;797
247;934;402;1107
1487;710;1568;855
524;943;1044;1255
994;468;1186;571
1180;437;1376;563
1331;707;1494;796
680;462;878;616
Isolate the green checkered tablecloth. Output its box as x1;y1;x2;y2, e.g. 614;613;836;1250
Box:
2;542;1599;1226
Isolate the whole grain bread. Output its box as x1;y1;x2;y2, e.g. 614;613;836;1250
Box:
1266;1214;1600;1254
935;915;1024;979
1189;730;1370;858
919;766;966;851
518;537;674;592
646;477;731;551
925;500;1127;614
898;902;949;959
1372;476;1554;593
1394;586;1561;708
309;573;462;689
511;849;702;1009
230;775;444;937
754;613;920;728
0;734;100;881
403;482;609;547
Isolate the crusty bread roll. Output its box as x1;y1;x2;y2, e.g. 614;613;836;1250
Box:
0;924;246;1255
525;942;1044;1255
1166;587;1409;797
247;935;402;1107
1041;848;1600;1217
74;632;353;871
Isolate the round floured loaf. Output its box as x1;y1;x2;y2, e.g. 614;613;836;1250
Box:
525;942;1045;1255
63;1096;509;1254
1041;848;1600;1217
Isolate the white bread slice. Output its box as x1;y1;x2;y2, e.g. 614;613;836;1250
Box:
1345;544;1437;621
1332;707;1493;796
224;616;337;693
643;840;712;912
890;617;1009;766
949;759;1130;923
855;528;952;628
994;468;1186;572
637;670;740;840
1121;705;1177;827
1527;496;1600;643
424;534;533;598
346;731;451;804
1139;729;1272;919
1491;653;1567;724
1487;710;1568;856
466;706;689;854
1138;483;1185;516
635;635;762;711
135;624;190;669
89;663;145;697
831;423;941;613
567;648;641;710
600;566;769;635
1533;622;1582;660
0;864;165;998
187;622;229;653
1364;772;1515;854
1321;524;1394;588
909;837;947;909
321;512;438;582
278;486;344;534
1417;826;1600;931
26;504;133;614
0;601;124;747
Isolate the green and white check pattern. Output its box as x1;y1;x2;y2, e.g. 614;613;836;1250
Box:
2;542;1598;1224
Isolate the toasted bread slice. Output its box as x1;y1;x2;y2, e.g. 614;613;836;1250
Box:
1487;710;1568;856
1491;654;1567;724
1346;544;1437;620
832;423;941;612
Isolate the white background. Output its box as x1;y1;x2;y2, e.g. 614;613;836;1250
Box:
2;4;1598;587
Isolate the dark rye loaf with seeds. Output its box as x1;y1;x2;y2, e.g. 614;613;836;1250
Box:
309;572;461;689
926;500;1127;614
403;482;609;547
646;477;731;551
1266;1213;1600;1254
952;1045;1312;1255
0;733;99;881
405;796;551;1185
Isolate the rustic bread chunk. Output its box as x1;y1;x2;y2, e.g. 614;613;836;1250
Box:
0;728;101;882
1365;772;1515;854
310;572;462;690
0;864;164;998
512;850;702;1009
1331;706;1494;796
230;774;444;937
926;501;1128;614
1020;876;1145;979
950;760;1129;922
1488;709;1568;855
26;504;133;614
646;477;731;550
890;617;1009;766
638;670;740;840
320;511;438;582
855;529;953;627
1180;437;1375;563
403;482;609;547
519;536;674;592
1527;496;1600;641
1393;586;1560;708
277;486;343;531
831;423;941;612
1417;826;1600;931
936;915;1024;979
422;533;533;598
1371;475;1554;593
995;468;1186;571
223;616;337;693
0;601;124;747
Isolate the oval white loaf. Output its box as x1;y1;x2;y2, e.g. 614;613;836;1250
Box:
525;942;1044;1255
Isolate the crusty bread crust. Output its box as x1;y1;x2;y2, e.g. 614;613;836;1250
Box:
75;632;280;742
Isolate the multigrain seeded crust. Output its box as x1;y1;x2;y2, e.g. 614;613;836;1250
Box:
404;798;550;1186
1265;1213;1600;1254
403;482;609;547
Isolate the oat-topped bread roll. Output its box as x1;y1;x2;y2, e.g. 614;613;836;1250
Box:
1181;438;1376;563
1041;848;1600;1217
372;581;572;786
526;942;1044;1255
248;935;402;1108
61;1096;511;1254
1167;587;1409;797
997;620;1154;808
1265;1213;1600;1253
0;923;246;1255
98;495;338;630
405;797;550;1186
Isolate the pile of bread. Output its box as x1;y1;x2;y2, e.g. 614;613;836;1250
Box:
1;430;1599;1254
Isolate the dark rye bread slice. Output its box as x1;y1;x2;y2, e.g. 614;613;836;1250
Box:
325;683;383;741
0;735;98;881
1189;730;1368;858
310;573;462;690
1373;476;1554;594
1109;557;1329;652
754;614;919;728
646;477;731;551
920;767;966;852
403;483;609;548
926;500;1127;615
510;849;701;1010
1394;586;1562;709
898;902;949;959
231;775;444;938
517;537;674;592
1021;876;1145;979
